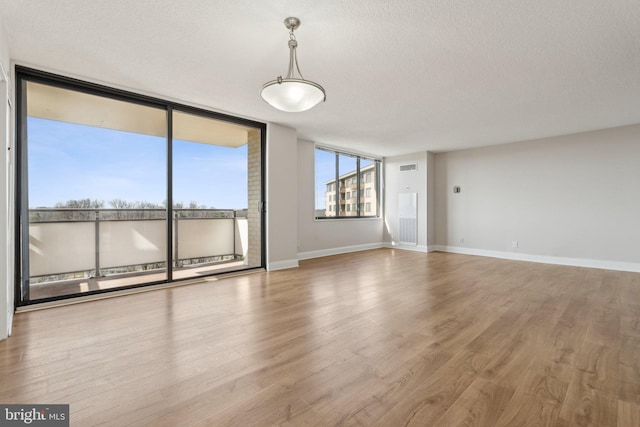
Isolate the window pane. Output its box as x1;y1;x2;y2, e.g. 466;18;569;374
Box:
338;154;357;217
315;149;335;217
26;82;167;300
172;111;262;279
360;159;378;217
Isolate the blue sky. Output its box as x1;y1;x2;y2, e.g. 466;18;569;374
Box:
28;118;249;209
314;149;335;209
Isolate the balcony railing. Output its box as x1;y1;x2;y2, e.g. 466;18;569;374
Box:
28;208;249;283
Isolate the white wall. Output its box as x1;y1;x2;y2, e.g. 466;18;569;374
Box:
266;123;299;270
0;11;12;340
383;152;431;251
434;124;640;271
297;139;384;259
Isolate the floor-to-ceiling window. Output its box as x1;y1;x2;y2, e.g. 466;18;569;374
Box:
171;110;263;280
16;68;265;305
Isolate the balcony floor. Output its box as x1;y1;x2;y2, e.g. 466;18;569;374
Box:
29;260;247;301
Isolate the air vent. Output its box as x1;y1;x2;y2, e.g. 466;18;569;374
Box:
399;164;417;172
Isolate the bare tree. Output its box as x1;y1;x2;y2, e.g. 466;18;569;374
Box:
109;198;133;209
55;198;104;209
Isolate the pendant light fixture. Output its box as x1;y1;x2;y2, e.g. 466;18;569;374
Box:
260;17;326;112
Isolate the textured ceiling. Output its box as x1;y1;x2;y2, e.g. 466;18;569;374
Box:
0;0;638;157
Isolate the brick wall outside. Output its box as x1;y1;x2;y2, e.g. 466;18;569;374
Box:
246;129;262;267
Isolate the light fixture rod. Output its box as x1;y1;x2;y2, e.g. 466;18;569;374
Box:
285;28;304;80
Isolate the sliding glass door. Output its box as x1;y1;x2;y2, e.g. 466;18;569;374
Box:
22;81;168;301
171;111;262;280
16;68;265;304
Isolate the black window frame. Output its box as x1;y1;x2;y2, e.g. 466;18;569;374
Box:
315;146;381;220
14;66;267;307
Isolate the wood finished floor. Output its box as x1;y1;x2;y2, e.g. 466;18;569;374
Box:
2;249;640;426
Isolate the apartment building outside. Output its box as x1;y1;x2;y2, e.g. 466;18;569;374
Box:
323;163;377;217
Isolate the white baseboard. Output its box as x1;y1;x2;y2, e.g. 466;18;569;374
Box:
298;243;384;261
382;242;432;253
431;245;640;273
267;259;299;271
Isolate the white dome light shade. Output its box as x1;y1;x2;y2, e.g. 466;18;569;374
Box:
260;79;326;112
260;17;326;113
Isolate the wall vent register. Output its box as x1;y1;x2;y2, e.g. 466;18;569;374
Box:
399;164;417;172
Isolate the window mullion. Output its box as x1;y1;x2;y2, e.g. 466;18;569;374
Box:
356;158;361;217
334;153;339;217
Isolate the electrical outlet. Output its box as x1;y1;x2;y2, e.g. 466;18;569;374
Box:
512;241;518;248
459;237;464;244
